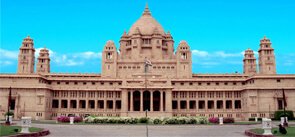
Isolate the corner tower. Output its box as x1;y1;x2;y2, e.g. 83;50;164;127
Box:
17;36;35;74
176;41;192;78
36;47;50;73
258;36;276;74
243;48;257;75
102;41;118;78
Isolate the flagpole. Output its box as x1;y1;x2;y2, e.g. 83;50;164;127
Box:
6;87;12;125
282;88;288;127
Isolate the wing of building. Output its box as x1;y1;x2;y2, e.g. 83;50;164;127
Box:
1;4;295;120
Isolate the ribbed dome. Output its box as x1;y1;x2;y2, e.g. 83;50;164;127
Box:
128;4;165;36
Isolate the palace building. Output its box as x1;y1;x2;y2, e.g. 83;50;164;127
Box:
0;5;295;121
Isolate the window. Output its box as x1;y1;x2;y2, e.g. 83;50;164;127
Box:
172;101;177;109
189;82;193;85
224;82;228;85
207;82;210;85
216;82;219;85
83;82;87;85
66;82;69;85
234;100;241;109
57;82;60;85
277;99;283;110
92;82;95;85
180;101;187;109
74;82;78;85
198;82;202;86
198;100;205;109
277;79;281;83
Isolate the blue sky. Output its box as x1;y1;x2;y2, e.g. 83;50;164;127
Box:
1;0;295;74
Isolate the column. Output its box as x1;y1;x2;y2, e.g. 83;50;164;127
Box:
68;99;70;111
59;99;61;109
150;91;153;112
187;100;189;112
177;92;180;111
165;90;172;114
140;91;143;111
113;99;116;111
130;91;133;112
160;91;163;112
104;91;107;112
121;90;128;114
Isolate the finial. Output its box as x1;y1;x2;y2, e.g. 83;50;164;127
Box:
143;3;151;16
44;45;46;49
264;35;267;39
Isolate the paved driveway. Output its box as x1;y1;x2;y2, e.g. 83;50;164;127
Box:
31;123;262;137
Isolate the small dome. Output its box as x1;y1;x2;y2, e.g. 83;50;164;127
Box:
128;4;165;36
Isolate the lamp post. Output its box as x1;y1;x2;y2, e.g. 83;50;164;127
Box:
282;88;288;127
5;87;12;125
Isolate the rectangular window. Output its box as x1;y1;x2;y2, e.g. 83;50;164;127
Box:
189;101;196;109
180;101;187;109
198;100;205;109
61;100;67;108
98;100;104;109
234;100;241;109
208;100;214;109
172;101;178;109
88;100;95;109
226;100;232;109
52;100;59;108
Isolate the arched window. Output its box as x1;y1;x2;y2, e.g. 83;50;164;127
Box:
181;53;187;59
107;52;112;59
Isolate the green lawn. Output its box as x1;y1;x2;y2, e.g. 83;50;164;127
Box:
250;127;295;137
0;125;42;136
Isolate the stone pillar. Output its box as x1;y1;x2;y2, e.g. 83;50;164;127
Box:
112;99;115;111
140;91;143;111
104;97;107;112
186;100;189;111
150;91;153;112
130;91;133;112
165;90;172;114
177;100;180;111
121;90;128;114
67;99;70;111
160;91;163;112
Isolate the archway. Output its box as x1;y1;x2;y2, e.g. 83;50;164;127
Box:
143;91;150;111
133;91;140;111
153;91;160;111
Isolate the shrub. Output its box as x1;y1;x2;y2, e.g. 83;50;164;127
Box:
223;117;234;123
274;110;294;120
139;117;149;123
5;111;14;116
196;116;208;124
249;117;263;121
57;116;70;122
208;117;219;124
153;118;161;124
74;116;83;123
57;116;82;123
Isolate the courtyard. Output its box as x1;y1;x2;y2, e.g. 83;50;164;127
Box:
31;122;261;137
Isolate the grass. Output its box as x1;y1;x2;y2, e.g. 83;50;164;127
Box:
250;127;295;137
0;125;42;136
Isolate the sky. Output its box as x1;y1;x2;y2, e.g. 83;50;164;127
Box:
1;0;295;74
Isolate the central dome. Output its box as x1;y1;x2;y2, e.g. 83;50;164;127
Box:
128;4;165;35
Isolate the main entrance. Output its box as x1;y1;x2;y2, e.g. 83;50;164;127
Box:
129;90;165;112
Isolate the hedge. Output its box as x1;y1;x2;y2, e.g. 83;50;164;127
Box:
274;110;294;120
84;116;208;125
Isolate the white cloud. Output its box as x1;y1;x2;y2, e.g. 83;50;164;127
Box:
0;48;18;60
214;51;242;58
0;60;14;66
192;50;209;57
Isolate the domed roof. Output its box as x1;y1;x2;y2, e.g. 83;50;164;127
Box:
128;4;165;36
